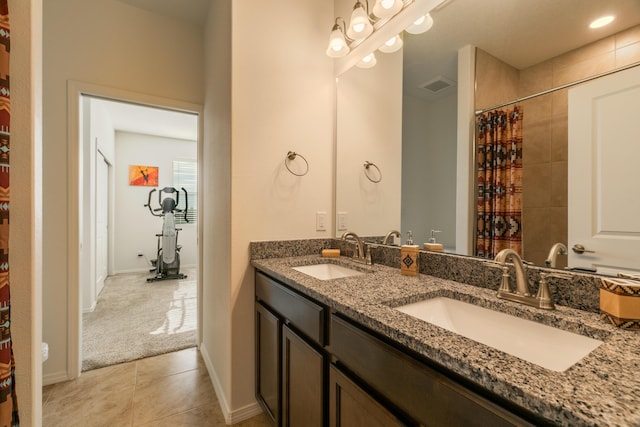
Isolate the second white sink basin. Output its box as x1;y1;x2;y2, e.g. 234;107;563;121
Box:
292;263;364;280
396;297;603;372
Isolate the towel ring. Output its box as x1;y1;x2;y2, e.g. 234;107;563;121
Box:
285;151;309;177
364;161;382;183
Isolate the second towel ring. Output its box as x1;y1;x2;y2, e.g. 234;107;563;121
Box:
364;161;382;183
285;151;309;176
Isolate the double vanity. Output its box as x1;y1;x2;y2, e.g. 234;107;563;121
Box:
251;239;640;426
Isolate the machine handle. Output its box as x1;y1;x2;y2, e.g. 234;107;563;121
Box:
572;244;595;254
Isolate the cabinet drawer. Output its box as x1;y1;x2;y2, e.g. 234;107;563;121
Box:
256;271;326;345
331;315;535;427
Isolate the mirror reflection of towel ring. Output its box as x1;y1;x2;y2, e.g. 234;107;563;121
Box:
364;161;382;183
285;151;309;177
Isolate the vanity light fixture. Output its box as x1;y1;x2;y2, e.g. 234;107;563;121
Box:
372;0;403;18
378;34;403;53
326;0;438;68
589;15;614;29
347;0;375;40
326;18;351;58
357;52;378;68
405;13;433;34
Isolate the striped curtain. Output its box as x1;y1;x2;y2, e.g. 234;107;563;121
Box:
476;106;524;259
0;1;18;425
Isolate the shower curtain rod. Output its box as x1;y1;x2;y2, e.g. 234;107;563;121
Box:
475;61;640;115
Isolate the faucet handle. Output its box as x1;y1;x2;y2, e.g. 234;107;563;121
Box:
536;272;571;310
486;261;512;293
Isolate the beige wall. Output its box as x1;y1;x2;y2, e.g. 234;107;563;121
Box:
202;0;232;419
10;0;43;425
203;0;334;421
336;50;403;238
475;25;640;266
42;0;204;383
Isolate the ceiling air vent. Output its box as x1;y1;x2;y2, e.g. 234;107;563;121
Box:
420;76;456;94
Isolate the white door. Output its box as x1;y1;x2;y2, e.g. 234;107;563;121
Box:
96;152;109;296
568;65;640;275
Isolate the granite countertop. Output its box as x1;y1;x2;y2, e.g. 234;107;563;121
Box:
252;254;640;427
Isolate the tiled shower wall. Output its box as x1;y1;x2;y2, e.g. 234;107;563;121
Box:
475;24;640;267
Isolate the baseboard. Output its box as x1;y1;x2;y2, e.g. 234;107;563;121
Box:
82;301;97;314
113;267;154;275
199;343;263;424
43;370;71;386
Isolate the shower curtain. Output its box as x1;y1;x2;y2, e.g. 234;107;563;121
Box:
0;1;18;425
475;105;523;259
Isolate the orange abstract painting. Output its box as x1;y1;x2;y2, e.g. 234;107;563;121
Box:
129;165;158;186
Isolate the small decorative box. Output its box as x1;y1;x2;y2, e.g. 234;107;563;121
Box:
600;277;640;330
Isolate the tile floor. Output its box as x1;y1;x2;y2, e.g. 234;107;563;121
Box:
43;347;270;426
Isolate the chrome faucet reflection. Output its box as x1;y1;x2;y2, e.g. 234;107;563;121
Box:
341;231;372;265
545;243;568;268
382;230;400;245
494;249;571;310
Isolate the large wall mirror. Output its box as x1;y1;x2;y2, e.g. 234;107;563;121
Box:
335;0;640;274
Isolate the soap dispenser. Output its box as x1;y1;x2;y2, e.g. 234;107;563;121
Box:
401;231;420;276
423;230;443;252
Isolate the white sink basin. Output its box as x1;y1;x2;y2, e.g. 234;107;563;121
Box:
396;297;603;372
292;263;364;280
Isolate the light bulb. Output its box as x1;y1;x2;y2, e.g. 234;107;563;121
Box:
373;0;402;18
357;52;377;69
405;13;434;34
378;34;403;53
347;2;373;40
326;25;350;58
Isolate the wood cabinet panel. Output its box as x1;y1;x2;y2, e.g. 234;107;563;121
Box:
256;302;281;425
331;315;535;427
329;365;406;427
256;271;326;345
282;325;324;427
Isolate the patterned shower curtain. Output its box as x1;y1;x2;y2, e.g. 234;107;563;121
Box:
0;1;18;425
475;105;524;259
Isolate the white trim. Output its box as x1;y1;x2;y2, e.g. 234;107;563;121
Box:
199;343;264;424
43;371;71;387
455;45;476;256
67;80;204;380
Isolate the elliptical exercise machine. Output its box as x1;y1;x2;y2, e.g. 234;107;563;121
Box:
144;186;189;282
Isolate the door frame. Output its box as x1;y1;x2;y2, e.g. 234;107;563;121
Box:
67;80;204;378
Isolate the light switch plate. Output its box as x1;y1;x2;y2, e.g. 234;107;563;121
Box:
316;211;327;231
338;212;348;231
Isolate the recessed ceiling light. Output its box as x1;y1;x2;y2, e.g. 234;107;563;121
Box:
589;15;615;29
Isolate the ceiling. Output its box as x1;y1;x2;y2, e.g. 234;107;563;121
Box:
104;0;640;134
403;0;640;100
93;98;198;141
116;0;211;27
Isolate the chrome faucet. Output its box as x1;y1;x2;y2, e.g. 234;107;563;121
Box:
545;243;568;268
494;249;570;310
382;230;400;245
341;231;371;265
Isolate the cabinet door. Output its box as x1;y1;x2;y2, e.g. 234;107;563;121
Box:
256;303;281;425
282;325;324;427
329;365;406;427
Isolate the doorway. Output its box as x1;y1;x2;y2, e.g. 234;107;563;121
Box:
68;82;204;378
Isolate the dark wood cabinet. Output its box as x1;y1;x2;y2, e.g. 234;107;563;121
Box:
282;325;324;427
256;302;281;425
330;314;536;427
255;271;327;427
329;365;406;427
255;269;540;427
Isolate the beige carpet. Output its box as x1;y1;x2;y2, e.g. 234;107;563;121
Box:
82;268;197;371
